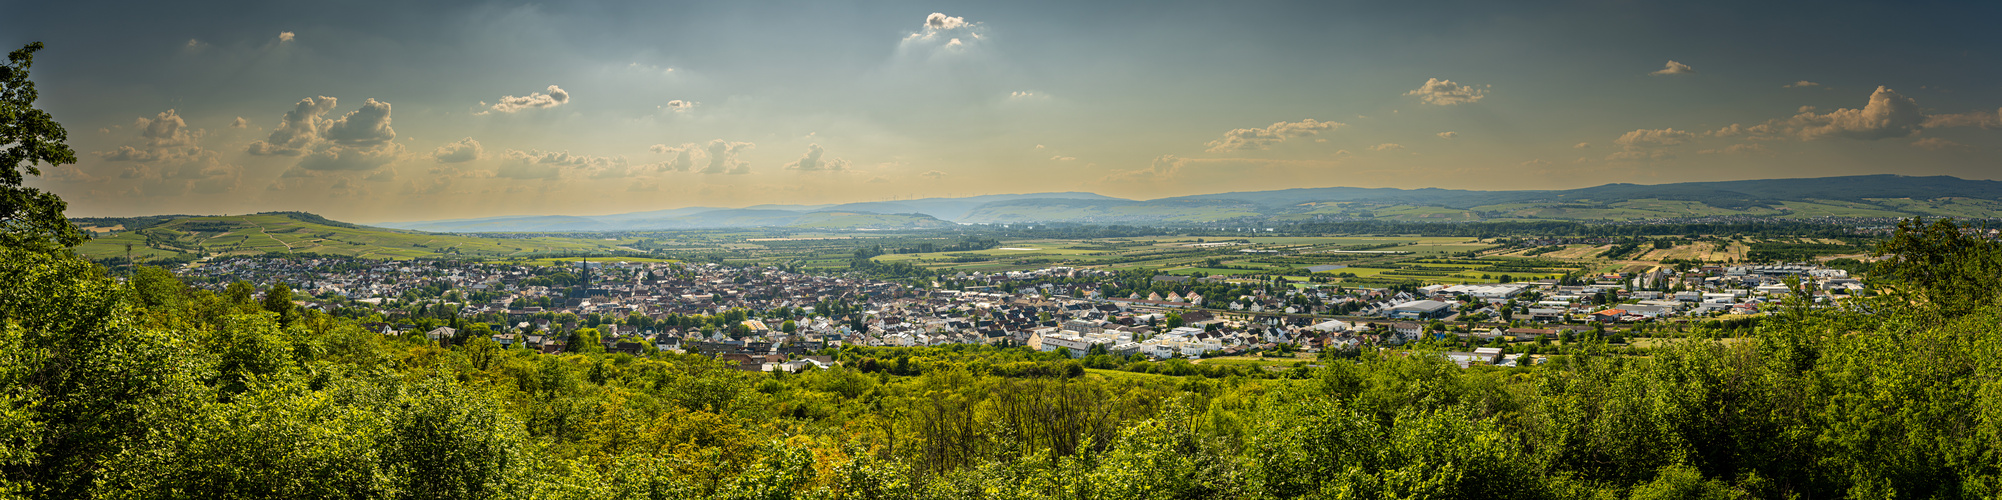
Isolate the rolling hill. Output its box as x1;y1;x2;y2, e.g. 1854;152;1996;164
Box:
379;209;954;232
72;212;652;264
375;192;1107;232
959;174;2002;224
346;174;2002;231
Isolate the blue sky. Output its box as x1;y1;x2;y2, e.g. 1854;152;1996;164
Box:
9;0;2000;221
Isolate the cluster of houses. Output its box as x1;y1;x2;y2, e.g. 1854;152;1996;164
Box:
177;255;1859;370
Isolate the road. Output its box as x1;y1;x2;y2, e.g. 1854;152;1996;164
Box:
260;226;294;251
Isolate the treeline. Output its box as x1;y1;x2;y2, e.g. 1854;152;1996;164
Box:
262;211;365;229
1286;220;1864;238
1597;240;1648;260
886;238;1001;254
847;252;932;279
65;214;193;232
841;345;1295;380
1745;242;1860;263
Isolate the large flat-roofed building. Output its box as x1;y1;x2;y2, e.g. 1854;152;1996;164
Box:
1389;300;1453;319
1438;284;1528;301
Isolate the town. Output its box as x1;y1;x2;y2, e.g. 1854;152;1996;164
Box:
176;252;1857;371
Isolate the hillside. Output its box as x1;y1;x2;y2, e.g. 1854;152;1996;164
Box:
322;175;2002;231
379;207;965;232
72;212;646;264
956;198;1264;224
963;174;2002;224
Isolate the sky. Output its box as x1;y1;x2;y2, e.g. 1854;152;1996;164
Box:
7;0;2002;223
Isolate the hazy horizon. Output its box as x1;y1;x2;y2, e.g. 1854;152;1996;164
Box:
10;0;2001;222
53;173;1994;225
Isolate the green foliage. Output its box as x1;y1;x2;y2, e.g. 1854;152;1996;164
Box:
223;280;255;305
3;242;2002;498
1746;242;1856;263
128;266;184;310
261;282;296;328
1823;257;1870;275
1871;217;2002;319
0;246;195;498
209;313;292;397
0;42;83;252
566;327;605;354
1628;464;1745;500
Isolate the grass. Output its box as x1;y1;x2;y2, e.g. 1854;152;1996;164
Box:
1172;267;1276;276
1634;241;1747;262
1775;200;1911;218
856;234;1599;286
1085;368;1177;381
77;214;650;264
963;204;1263;224
1371;205;1479;221
1196;356;1305;370
1470;199;1776;220
1864;197;2002;219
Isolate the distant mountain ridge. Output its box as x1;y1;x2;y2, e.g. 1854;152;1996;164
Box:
375;192;1117;232
372;175;2002;231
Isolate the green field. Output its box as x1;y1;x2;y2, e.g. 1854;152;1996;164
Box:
1084;368;1177;381
77;213;651;264
1471;198;1773;220
1774;200;1911;218
848;233;1587;286
1864;197;2002;218
1196;356;1306;370
1370;205;1480;221
75;210;1859;288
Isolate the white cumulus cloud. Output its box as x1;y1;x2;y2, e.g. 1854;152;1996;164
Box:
432;138;483;163
699;139;754;174
244;96;405;172
783;143;851;171
1205;119;1345;152
1614;128;1696;147
136;109;201;148
1404;78;1487;105
646;143;700;172
246;96;338;156
902;12;984;53
496;149;628;180
1786;86;1924;140
1697;144;1768;155
1922;107;2002;129
481;85;571;114
93;109;216;166
322;98;396;146
1651;60;1695;75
